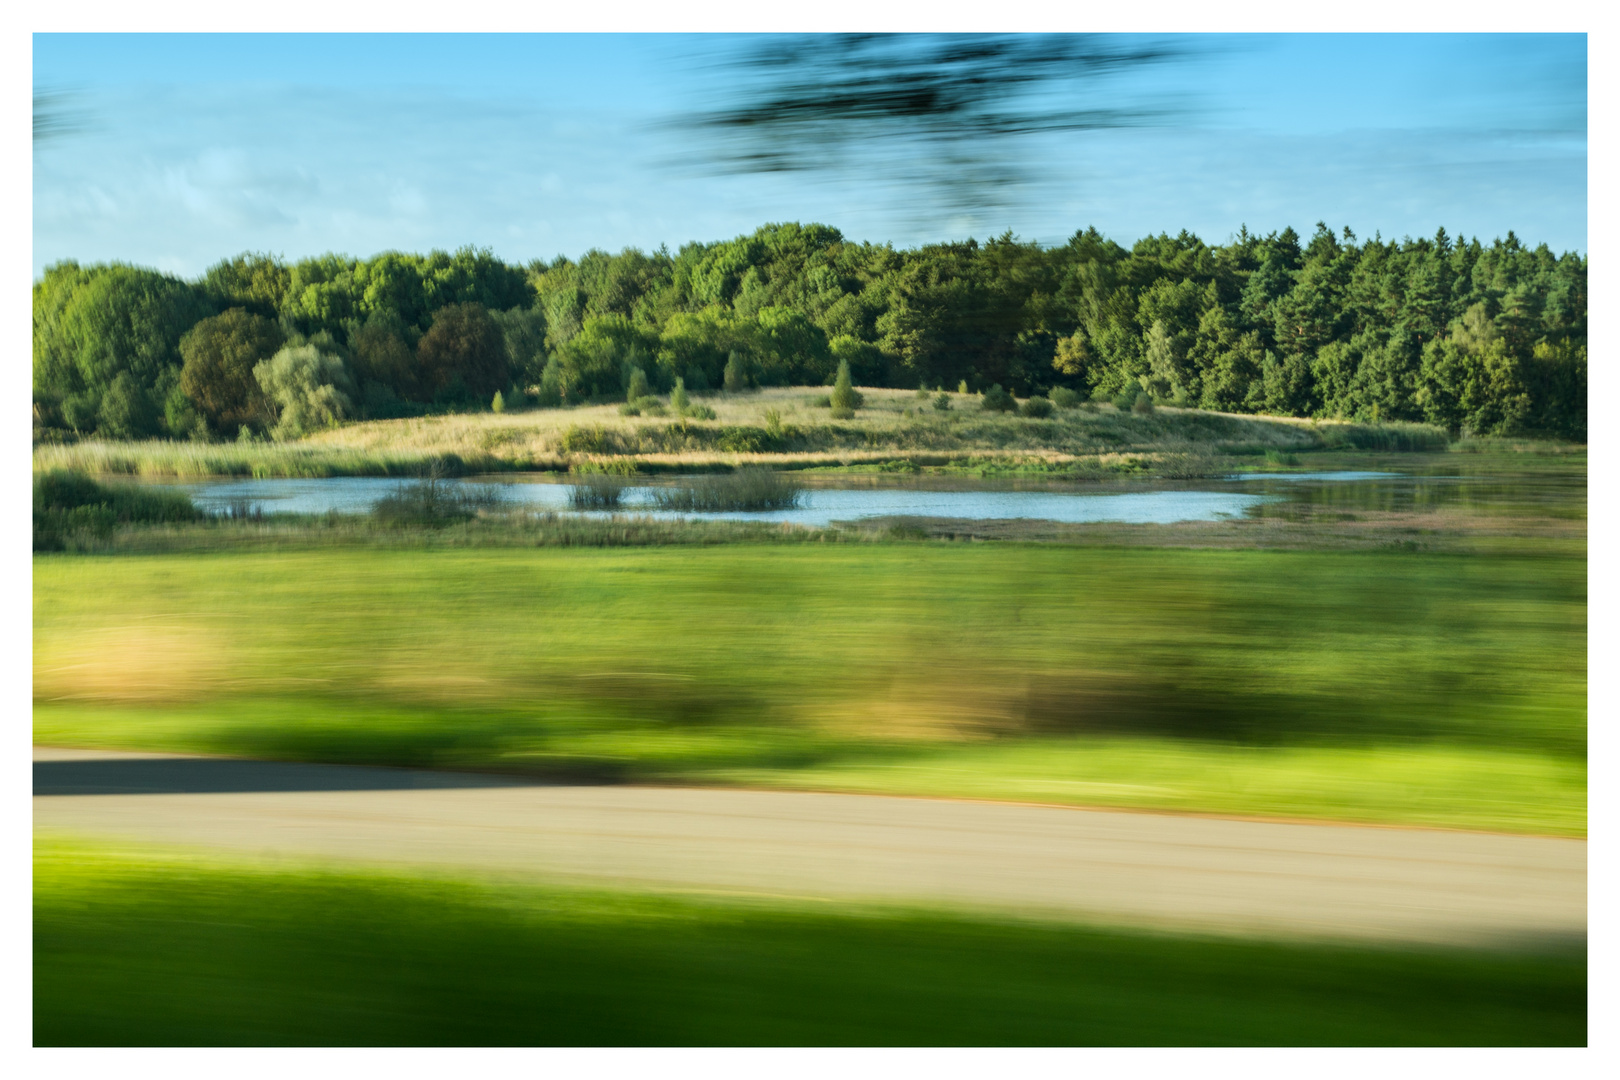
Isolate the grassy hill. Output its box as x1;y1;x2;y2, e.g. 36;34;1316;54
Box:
34;385;1449;479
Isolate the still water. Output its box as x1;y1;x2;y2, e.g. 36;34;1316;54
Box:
173;475;1281;527
158;465;1577;527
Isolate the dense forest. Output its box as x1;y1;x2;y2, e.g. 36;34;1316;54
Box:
33;221;1587;442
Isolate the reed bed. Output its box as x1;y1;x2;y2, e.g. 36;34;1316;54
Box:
649;469;805;512
567;473;630;510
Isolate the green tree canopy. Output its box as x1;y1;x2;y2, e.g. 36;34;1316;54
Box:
179;308;283;433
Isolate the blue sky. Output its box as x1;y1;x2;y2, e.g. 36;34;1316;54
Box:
32;33;1587;278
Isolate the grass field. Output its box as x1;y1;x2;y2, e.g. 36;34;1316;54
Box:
34;540;1586;833
34;386;1450;478
34;837;1586;1046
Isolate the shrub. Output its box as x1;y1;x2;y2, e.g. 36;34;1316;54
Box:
1020;396;1054;418
670;377;691;415
626;367;651;403
617;402;641;417
1050;387;1081;409
33;470;202;550
1132;392;1155;415
1157;443;1229;479
686;404;718;421
1263;449;1300;466
371;470;503;527
933;393;952;412
635;398;668;417
958;380;969;395
568;471;630;510
716;426;779;453
559;424;620;454
811;394;833;408
830;359;863;413
981;385;1016;413
492;390;507;413
723;352;749;393
650;468;804;512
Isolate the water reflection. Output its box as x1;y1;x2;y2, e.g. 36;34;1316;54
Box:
163;463;1586;527
176;477;1274;527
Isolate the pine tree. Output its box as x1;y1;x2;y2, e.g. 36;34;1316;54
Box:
830;359;862;417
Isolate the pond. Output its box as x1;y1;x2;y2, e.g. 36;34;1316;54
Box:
157;463;1586;527
172;475;1281;527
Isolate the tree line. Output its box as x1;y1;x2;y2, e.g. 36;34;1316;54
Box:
32;220;1586;441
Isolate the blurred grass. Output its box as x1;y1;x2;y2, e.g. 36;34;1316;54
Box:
33;541;1585;832
34;837;1586;1046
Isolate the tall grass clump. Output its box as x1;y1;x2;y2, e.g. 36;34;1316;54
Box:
1156;443;1231;479
34;470;202;551
1319;422;1450;452
371;464;505;527
568;472;631;510
651;468;804;512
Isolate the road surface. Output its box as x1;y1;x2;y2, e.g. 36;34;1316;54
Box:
34;746;1585;947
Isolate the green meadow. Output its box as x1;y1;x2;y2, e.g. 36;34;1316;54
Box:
35;538;1586;834
34;838;1586;1046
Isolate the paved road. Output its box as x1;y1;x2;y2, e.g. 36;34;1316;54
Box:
34;746;1586;947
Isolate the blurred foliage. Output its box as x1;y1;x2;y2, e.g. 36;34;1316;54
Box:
33;542;1586;825
35;839;1585;1046
33;471;201;551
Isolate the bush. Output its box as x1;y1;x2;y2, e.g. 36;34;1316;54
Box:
492;390;507;413
1020;396;1054;418
1264;449;1300;466
723;352;749;393
811;394;833;408
1157;443;1230;479
1132;393;1155;415
685;404;718;421
1050;387;1081;409
371;472;503;527
981;385;1016;413
716;427;778;453
559;424;621;454
933;393;952;412
670;377;691;415
958;380;970;395
626;367;651;403
567;471;630;510
617;402;640;417
34;470;202;550
830;359;863;413
650;469;804;512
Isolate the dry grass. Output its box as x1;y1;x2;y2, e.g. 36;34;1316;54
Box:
35;387;1451;479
